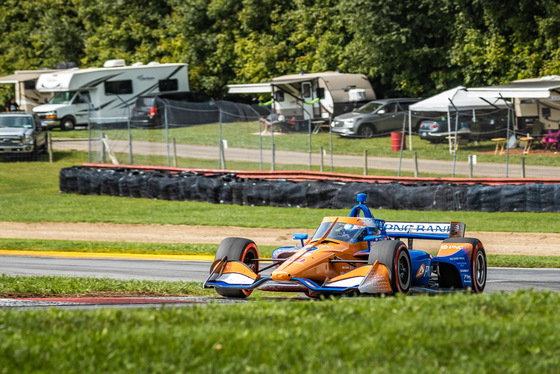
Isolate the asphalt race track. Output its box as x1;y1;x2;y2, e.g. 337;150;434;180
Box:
1;254;560;301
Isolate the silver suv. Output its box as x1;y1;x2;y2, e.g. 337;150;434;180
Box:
0;112;47;161
331;98;420;138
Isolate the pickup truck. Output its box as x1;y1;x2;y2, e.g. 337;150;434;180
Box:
0;112;47;161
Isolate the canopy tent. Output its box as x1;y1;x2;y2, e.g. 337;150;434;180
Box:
407;86;508;149
405;86;512;176
409;86;507;112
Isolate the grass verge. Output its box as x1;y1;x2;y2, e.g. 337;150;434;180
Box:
0;291;559;373
0;274;209;297
0;152;558;232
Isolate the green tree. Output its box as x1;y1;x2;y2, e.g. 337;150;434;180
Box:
75;0;172;66
339;0;457;98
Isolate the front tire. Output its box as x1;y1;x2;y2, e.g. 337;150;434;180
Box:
368;240;411;294
60;117;75;131
212;237;259;298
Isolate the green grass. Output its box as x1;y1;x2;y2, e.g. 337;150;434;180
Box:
0;153;557;232
0;274;208;296
0;291;559;373
50;122;560;167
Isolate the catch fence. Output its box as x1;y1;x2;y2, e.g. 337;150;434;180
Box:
75;100;557;179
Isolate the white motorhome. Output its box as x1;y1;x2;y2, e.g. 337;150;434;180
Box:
33;60;189;130
227;71;376;123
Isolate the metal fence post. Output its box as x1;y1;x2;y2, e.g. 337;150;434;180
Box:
173;138;177;167
164;99;170;167
219;110;224;169
127;108;133;165
259;119;263;171
329;117;334;172
414;152;419;177
271;125;275;171
308;119;312;171
47;131;53;163
87;115;92;164
100;131;106;164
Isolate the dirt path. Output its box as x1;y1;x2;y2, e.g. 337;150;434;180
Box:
1;221;558;256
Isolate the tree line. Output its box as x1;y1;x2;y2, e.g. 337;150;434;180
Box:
1;0;560;103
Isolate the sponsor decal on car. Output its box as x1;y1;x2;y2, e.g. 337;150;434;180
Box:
415;264;426;278
385;222;450;234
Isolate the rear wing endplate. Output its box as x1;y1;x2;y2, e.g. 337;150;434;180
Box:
384;221;465;240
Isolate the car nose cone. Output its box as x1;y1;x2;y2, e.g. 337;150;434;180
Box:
271;270;292;281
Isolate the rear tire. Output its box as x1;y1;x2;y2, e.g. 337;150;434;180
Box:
358;124;376;138
440;237;487;293
368;240;411;294
212;237;259;298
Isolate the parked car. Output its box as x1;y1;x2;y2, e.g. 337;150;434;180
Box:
418;113;508;143
0;112;47;161
331;98;421;138
130;91;214;128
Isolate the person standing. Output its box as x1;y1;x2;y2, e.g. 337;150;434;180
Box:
6;98;19;112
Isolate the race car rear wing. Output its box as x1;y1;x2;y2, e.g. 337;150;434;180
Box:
384;221;465;240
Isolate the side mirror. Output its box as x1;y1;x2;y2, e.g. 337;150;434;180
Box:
293;233;308;247
364;234;382;251
377;109;386;114
363;235;378;242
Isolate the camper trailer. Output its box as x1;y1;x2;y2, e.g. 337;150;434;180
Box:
512;77;560;131
227;71;376;124
469;76;560;131
32;60;189;130
0;66;75;112
270;72;376;123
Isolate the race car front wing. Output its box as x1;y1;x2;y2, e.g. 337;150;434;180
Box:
204;259;394;295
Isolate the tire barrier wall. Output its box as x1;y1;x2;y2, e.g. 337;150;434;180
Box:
59;166;560;212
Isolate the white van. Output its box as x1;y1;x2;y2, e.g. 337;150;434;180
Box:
33;60;189;130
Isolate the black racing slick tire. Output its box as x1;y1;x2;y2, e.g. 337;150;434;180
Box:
212;237;259;298
368;240;411;294
440;237;487;293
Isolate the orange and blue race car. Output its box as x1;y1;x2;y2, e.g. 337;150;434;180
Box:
204;193;487;298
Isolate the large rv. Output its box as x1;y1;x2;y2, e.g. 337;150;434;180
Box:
227;71;376;124
33;60;189;130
